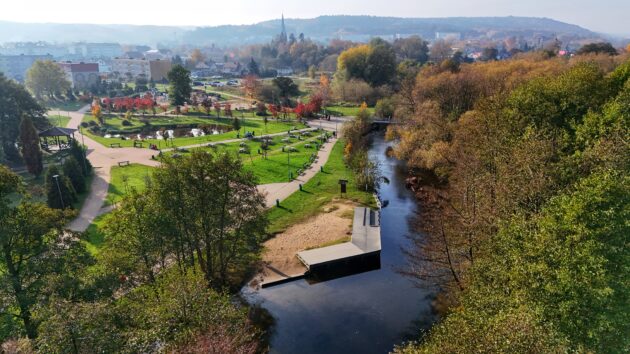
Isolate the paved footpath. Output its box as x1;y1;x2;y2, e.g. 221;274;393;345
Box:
58;107;342;232
63;106;159;232
257;137;337;207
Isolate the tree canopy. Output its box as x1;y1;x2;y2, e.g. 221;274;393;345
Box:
25;60;71;99
0;74;46;163
167;64;192;107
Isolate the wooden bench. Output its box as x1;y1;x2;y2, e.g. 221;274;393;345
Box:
118;161;130;167
110;143;121;148
133;141;143;148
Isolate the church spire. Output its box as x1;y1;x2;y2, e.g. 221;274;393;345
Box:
280;13;288;43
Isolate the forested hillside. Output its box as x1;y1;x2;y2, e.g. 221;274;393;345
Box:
389;52;629;352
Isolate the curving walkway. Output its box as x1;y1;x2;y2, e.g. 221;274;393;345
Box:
56;106;341;232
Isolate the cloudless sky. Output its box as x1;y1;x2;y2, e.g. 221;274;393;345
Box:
2;0;628;35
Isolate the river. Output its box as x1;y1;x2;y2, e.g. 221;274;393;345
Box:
243;133;436;354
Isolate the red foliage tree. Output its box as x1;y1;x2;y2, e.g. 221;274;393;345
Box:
224;103;232;117
102;97;112;113
268;104;279;119
294;103;307;119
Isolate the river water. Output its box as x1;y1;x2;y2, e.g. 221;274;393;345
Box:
243;134;436;354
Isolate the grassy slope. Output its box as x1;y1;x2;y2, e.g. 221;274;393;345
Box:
106;164;153;205
266;139;375;234
47;115;70;127
84;214;108;256
325;105;375;117
45;100;87;112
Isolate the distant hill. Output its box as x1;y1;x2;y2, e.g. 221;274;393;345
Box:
0;16;601;46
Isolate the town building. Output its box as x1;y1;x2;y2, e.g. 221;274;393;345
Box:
148;59;172;81
0;42;69;57
0;54;52;82
58;62;100;90
69;42;122;59
435;32;462;41
111;58;172;81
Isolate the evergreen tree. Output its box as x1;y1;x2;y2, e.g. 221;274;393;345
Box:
45;165;76;209
19;115;43;176
62;156;86;194
68;139;92;176
0;73;46;164
232;117;241;132
248;58;260;76
166;65;192;107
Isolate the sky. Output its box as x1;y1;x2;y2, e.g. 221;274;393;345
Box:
2;0;629;36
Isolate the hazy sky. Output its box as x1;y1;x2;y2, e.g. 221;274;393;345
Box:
2;0;628;35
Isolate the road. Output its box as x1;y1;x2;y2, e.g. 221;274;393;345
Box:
57;106;344;232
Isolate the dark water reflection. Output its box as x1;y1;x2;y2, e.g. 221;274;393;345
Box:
243;134;436;354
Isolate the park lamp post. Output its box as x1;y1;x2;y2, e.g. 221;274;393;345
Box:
286;148;291;182
52;175;64;209
78;126;88;175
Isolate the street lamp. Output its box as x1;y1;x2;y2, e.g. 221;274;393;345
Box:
78;126;88;175
286;148;291;182
52;175;64;209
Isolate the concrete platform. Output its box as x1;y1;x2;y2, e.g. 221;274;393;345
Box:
297;207;381;270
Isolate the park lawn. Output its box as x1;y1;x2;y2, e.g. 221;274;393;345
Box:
47;115;70;127
325;105;375;117
84;214;109;256
244;138;323;184
83;114;307;148
166;133;324;184
45;100;87;112
105;163;154;205
266;139;376;234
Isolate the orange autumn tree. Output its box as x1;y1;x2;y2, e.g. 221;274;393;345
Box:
92;102;103;125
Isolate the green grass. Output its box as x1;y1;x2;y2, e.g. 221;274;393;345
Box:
83;114;307;148
84;214;108;256
266;139;375;234
325;105;375;117
106;164;154;205
47;115;70;127
166;131;327;184
45;100;87;112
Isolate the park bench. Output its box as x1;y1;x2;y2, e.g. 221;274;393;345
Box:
110;143;121;148
118;161;130;167
289;146;298;152
133;141;143;148
238;148;248;154
304;144;311;148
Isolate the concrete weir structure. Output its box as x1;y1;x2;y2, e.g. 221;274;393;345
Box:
297;207;381;271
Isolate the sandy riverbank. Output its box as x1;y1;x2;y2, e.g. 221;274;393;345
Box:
252;202;356;287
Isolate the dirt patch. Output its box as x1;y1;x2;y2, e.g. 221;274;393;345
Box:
252;202;356;286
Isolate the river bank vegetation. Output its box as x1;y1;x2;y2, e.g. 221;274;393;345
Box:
1;153;267;352
389;52;629;352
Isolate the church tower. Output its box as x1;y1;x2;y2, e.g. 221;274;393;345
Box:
279;13;288;43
